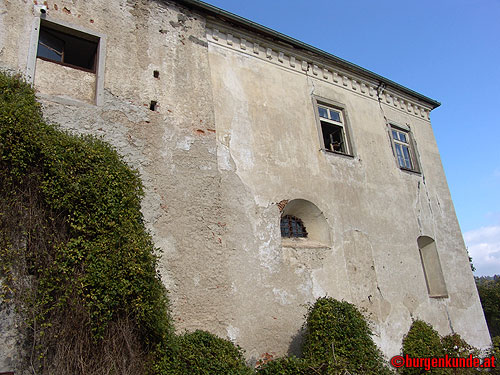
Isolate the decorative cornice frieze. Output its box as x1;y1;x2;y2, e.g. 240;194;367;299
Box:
205;25;432;121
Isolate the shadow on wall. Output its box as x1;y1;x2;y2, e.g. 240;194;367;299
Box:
287;327;306;357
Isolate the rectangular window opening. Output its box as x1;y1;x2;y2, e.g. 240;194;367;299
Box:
390;125;420;172
321;122;346;153
316;103;351;155
37;22;98;73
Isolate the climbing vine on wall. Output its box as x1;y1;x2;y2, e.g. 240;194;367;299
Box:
0;72;173;374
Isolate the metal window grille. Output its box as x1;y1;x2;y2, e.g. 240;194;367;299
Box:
280;215;307;238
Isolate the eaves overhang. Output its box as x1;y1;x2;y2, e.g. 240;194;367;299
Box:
174;0;441;109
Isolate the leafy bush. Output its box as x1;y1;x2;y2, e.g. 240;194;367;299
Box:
257;356;318;375
476;276;500;337
489;336;500;375
155;330;252;375
441;333;479;358
301;297;391;375
0;72;173;374
399;320;491;375
400;320;444;374
441;333;482;375
401;320;443;358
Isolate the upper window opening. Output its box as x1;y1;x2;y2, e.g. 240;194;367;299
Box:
280;215;308;238
390;125;420;172
392;128;412;169
37;24;98;72
317;104;351;155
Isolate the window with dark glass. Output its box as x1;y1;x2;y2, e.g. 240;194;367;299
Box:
317;104;350;155
37;24;98;72
280;215;307;238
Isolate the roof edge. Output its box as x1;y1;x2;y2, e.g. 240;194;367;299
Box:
174;0;441;109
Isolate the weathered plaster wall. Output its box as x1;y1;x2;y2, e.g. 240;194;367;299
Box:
206;24;491;359
1;0;233;369
35;59;96;103
0;0;491;370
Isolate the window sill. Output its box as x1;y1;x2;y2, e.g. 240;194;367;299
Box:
321;149;355;158
281;238;330;249
399;166;421;176
429;294;449;299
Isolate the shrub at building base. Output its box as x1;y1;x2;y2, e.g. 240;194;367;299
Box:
400;320;488;375
256;356;319;375
399;320;445;375
258;297;391;375
0;72;259;375
155;330;253;375
0;72;174;374
302;297;391;374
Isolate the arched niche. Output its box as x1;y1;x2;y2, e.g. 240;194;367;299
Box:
417;236;448;298
280;199;331;246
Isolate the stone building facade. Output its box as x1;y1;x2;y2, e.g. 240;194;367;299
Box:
0;0;491;368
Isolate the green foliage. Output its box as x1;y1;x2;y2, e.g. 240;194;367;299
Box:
0;72;173;373
0;72;258;375
441;333;481;375
401;320;443;358
493;335;500;354
301;297;391;375
257;356;318;375
400;320;444;374
476;276;500;337
489;336;500;375
400;320;489;375
441;333;479;358
155;330;252;375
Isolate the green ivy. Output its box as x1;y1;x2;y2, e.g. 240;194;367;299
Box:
0;72;173;373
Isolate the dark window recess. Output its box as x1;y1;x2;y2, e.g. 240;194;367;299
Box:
150;101;158;111
37;25;98;72
321;121;345;153
153;70;160;78
280;215;307;238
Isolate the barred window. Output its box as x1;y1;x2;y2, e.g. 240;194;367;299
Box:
280;215;307;238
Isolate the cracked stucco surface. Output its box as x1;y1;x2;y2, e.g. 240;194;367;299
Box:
0;0;491;370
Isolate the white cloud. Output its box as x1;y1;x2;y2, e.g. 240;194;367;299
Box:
464;226;500;277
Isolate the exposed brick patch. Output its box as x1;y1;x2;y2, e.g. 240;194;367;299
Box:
276;199;289;212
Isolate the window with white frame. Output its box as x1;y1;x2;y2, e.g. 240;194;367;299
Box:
390;125;419;172
317;104;351;155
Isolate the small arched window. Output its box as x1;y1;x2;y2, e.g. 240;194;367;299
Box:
280;215;308;238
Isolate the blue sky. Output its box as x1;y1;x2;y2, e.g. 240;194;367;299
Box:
203;0;500;276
